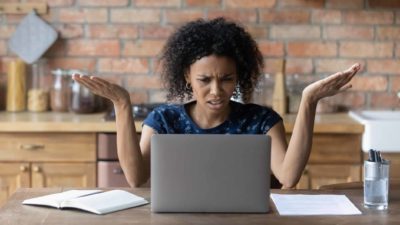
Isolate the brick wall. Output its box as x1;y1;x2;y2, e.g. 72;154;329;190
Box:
0;0;399;110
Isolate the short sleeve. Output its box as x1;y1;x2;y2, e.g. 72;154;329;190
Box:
259;108;282;134
143;109;167;134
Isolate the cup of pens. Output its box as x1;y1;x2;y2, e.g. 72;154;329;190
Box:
364;149;390;210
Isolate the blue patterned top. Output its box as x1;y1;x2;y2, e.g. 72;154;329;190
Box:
143;101;282;134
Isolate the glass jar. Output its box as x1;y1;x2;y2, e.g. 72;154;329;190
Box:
50;69;71;112
69;70;96;114
27;59;49;112
252;74;274;107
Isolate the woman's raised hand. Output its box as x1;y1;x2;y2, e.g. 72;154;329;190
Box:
302;63;361;104
72;74;131;107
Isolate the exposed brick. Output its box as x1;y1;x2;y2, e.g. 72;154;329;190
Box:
149;90;168;103
44;39;67;57
397;45;400;57
332;92;365;109
311;10;341;24
98;58;149;74
0;25;15;39
135;0;181;7
5;15;25;24
207;10;257;23
111;9;161;23
370;92;400;109
315;59;364;73
87;25;139;39
351;76;387;91
270;25;320;39
376;27;400;40
397;12;400;24
0;41;6;56
165;10;204;24
78;0;128;6
340;42;393;58
367;60;400;74
326;0;364;9
287;42;337;57
46;0;74;7
259;10;310;24
286;58;313;75
279;0;324;8
258;41;284;57
368;0;400;8
56;24;84;39
263;58;288;74
123;40;165;57
59;9;108;23
0;57;16;73
390;77;400;92
126;75;162;89
48;58;97;71
323;26;374;40
129;91;149;104
185;0;221;7
67;40;120;56
343;11;394;25
140;25;175;39
225;0;275;8
245;25;268;39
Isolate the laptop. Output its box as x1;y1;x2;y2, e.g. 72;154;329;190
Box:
151;134;271;213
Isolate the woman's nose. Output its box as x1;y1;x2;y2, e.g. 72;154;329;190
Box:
210;81;221;96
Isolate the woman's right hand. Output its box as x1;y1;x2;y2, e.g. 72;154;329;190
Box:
72;74;131;107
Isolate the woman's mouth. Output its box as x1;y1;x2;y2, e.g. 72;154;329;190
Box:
207;100;224;109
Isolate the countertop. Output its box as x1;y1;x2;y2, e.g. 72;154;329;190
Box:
0;111;363;133
1;187;399;225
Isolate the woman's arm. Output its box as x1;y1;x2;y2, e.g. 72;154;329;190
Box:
268;63;361;188
72;74;151;187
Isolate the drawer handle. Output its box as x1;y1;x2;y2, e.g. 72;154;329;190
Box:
113;168;124;174
20;165;29;172
19;144;45;150
33;166;41;172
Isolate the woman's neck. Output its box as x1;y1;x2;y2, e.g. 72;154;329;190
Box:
188;101;231;129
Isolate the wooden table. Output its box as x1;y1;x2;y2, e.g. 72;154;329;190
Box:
0;188;399;225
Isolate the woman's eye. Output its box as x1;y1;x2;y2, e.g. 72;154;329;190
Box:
198;78;210;83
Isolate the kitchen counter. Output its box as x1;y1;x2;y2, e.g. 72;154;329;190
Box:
0;111;363;134
1;187;399;225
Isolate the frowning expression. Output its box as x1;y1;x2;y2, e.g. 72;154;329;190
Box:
185;55;238;114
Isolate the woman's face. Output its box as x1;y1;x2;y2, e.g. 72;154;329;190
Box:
185;55;237;114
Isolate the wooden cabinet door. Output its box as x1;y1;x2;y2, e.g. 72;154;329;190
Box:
0;163;30;206
296;164;361;189
31;163;96;188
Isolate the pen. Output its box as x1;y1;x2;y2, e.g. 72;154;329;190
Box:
369;149;376;162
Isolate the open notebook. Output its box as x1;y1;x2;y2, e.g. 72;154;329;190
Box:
22;190;149;215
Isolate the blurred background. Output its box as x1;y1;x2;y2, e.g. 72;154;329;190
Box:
0;0;399;112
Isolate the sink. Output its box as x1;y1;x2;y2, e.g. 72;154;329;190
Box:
349;110;400;152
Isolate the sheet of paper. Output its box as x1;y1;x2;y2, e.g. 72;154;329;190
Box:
271;194;362;216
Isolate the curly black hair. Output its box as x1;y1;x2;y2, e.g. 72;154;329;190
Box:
159;17;264;103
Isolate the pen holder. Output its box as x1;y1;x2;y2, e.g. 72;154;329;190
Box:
363;160;390;210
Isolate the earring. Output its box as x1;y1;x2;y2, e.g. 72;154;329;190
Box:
186;82;192;90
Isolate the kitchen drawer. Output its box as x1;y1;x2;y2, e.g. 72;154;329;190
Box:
0;133;96;162
98;133;118;160
97;161;129;187
309;133;362;163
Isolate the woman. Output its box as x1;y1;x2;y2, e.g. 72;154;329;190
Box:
73;17;360;189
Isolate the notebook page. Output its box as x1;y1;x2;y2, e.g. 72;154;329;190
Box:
22;190;101;208
60;190;149;214
271;194;362;216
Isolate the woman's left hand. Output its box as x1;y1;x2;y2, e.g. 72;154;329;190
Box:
302;63;361;104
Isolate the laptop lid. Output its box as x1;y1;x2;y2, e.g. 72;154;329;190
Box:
151;134;271;213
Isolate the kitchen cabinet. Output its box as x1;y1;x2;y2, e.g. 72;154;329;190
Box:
0;132;96;207
282;114;364;190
